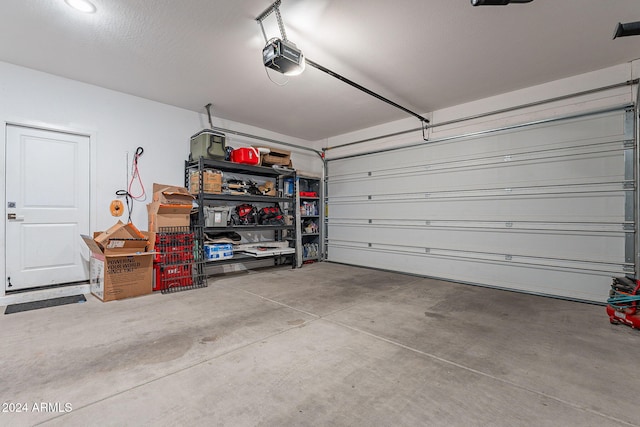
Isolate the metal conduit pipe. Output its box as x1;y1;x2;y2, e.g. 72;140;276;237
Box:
327;103;635;161
324;79;640;153
429;79;639;130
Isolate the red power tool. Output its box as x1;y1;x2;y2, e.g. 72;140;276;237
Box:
607;277;640;329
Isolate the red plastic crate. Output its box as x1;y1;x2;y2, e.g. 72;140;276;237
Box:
154;244;194;265
155;232;194;246
154;264;193;291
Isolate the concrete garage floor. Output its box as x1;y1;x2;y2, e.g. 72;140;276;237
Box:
0;263;639;426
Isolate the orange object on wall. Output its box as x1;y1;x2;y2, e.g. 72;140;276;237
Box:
110;200;124;217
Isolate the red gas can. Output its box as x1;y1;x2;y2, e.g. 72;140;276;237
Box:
231;147;260;165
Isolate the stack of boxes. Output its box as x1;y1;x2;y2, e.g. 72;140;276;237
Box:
81;181;208;301
147;183;204;293
147;183;194;232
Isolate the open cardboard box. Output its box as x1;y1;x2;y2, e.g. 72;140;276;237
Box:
253;146;292;167
147;202;192;232
148;182;194;232
81;221;153;302
152;183;196;205
93;220;150;255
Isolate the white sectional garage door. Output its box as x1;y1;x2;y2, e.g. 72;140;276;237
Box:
326;108;636;302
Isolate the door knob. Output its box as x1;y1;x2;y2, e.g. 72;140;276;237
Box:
7;213;24;221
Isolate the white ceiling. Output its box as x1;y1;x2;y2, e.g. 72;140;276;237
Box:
1;0;640;142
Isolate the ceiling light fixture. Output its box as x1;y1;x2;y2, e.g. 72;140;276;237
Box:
64;0;97;14
256;0;305;76
471;0;533;5
613;21;640;39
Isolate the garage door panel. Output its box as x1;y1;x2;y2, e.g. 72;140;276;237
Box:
327;109;634;302
328;246;617;302
329;225;626;264
329;152;624;197
329;193;626;223
329;113;626;177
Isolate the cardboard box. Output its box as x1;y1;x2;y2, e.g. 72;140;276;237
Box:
152;183;195;205
147;202;192;232
93;220;150;255
254;146;292;167
189;170;222;194
81;230;153;302
204;243;233;261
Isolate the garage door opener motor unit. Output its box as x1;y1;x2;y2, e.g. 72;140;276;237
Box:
262;38;304;76
607;276;640;329
190;103;226;161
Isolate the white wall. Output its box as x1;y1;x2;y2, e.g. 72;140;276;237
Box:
0;61;321;298
323;61;639;158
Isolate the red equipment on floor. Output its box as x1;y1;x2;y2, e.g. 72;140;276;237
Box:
607;276;640;329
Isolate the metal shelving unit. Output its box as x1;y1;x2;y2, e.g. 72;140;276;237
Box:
298;176;322;265
185;157;298;270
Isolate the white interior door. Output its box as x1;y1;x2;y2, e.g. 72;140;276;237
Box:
5;125;90;291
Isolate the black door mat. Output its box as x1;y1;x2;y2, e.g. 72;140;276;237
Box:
4;294;86;315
